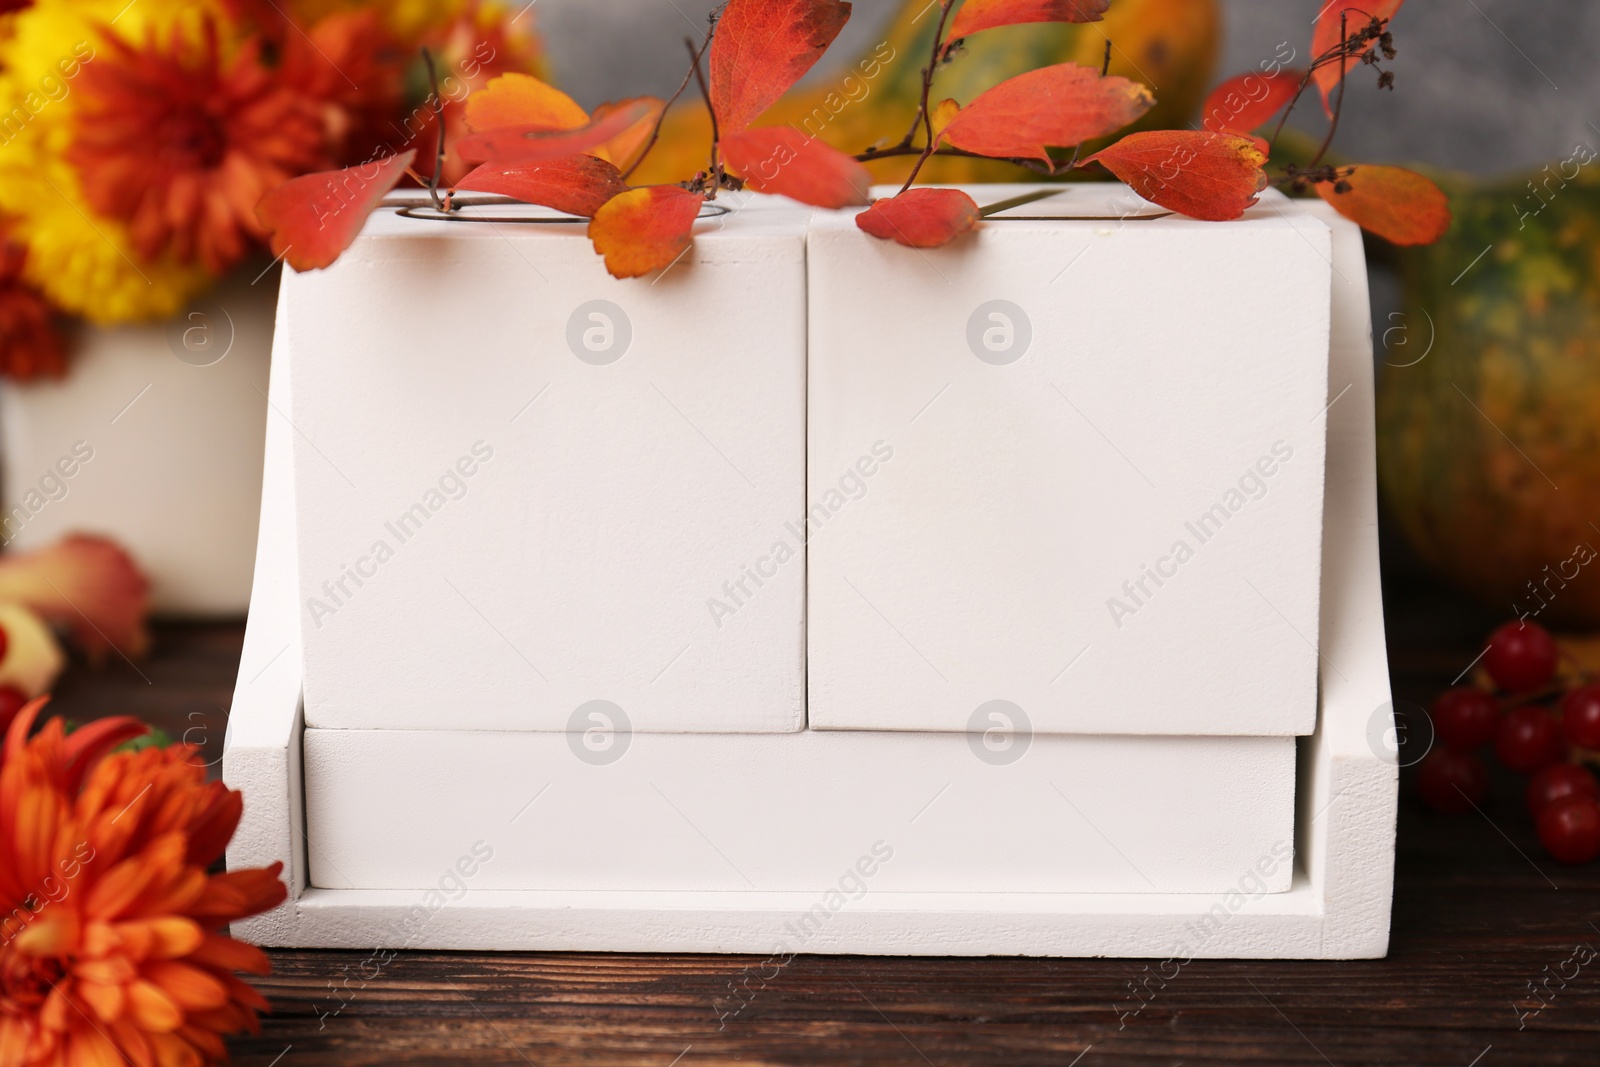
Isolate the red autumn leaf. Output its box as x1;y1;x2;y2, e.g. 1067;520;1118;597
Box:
256;150;415;272
1201;69;1305;136
456;99;659;165
588;186;707;279
709;0;853;131
855;188;981;248
722;128;871;208
1312;0;1403;114
457;156;630;218
1085;131;1268;221
1315;165;1450;246
940;64;1154;162
463;72;589;133
0;535;150;664
589;97;668;169
945;0;1110;45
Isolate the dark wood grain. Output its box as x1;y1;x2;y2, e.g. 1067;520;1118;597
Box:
49;566;1600;1066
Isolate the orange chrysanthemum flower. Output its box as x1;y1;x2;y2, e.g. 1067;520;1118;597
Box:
276;9;408;170
0;232;65;383
66;20;328;275
0;700;287;1067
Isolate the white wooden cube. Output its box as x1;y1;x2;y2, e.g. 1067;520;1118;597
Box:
806;185;1332;736
280;195;809;733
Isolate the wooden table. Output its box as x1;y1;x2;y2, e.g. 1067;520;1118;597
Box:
47;573;1599;1065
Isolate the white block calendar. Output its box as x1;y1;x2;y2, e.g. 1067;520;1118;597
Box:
226;189;1398;958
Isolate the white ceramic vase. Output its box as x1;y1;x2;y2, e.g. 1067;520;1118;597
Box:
0;272;274;616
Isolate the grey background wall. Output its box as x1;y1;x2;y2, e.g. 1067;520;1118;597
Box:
534;0;1597;177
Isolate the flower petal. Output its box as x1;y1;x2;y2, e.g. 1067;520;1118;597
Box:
145;961;229;1012
0;535;150;663
126;979;184;1033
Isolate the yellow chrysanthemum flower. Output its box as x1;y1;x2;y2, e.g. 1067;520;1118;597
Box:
0;139;210;325
0;0;222;323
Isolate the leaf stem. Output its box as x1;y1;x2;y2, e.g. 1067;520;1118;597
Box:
898;0;958;194
858;143;1061;176
420;48;447;211
1309;11;1352;169
685;36;722;197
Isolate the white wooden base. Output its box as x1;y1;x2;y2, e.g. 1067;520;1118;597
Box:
225;202;1395;957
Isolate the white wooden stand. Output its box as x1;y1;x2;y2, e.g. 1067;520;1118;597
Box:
225;200;1396;957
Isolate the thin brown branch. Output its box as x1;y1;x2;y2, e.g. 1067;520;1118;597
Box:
1267;13;1391;168
858;143;1061;177
899;0;959;194
685;36;722;195
1266;66;1317;156
1309;11;1352;168
622;32;712;181
420;48;447;211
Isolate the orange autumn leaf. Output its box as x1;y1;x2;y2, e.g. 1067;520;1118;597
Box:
722;128;871;208
945;0;1109;46
0;534;150;663
456;99;659;164
1086;130;1267;221
709;0;853;131
462;72;589;133
458;156;631;217
1201;69;1305;136
1315;165;1450;245
940;64;1154;162
588;186;706;279
589;97;668;169
256;150;415;272
1312;0;1403;114
855;188;981;248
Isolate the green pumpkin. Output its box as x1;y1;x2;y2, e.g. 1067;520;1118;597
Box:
1379;162;1600;626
